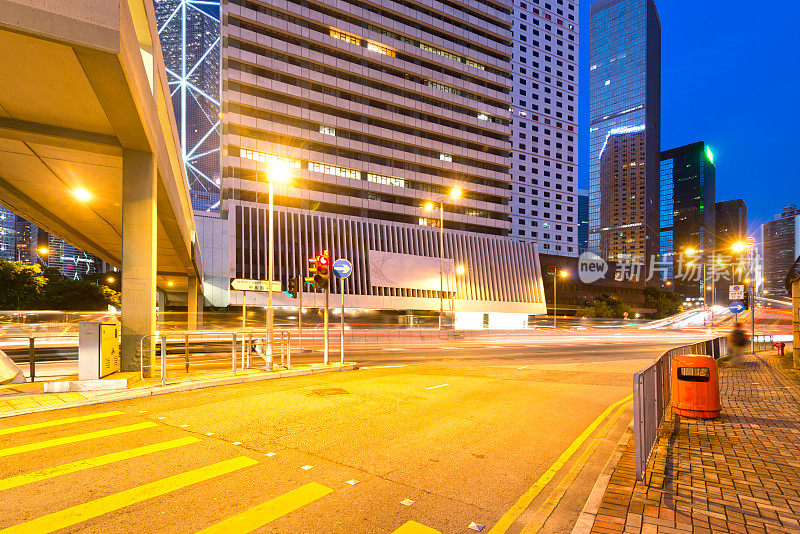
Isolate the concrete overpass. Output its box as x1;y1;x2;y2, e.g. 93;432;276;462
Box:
0;0;202;369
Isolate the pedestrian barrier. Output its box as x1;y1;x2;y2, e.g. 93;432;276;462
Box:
139;330;292;385
753;334;775;352
633;336;728;481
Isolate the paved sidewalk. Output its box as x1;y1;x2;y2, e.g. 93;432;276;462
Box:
585;349;800;534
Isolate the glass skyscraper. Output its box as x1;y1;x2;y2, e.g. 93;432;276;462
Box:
660;142;716;303
588;0;660;270
156;0;221;212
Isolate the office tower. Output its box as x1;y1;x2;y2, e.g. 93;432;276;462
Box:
578;188;589;253
716;199;747;244
217;0;547;316
0;206;17;261
155;0;221;212
762;204;800;297
589;0;660;272
659;142;716;303
508;0;579;256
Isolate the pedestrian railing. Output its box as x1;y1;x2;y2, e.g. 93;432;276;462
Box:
633;336;728;481
0;334;79;382
752;334;776;352
139;329;292;386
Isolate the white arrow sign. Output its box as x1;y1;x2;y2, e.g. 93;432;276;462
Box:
230;279;282;292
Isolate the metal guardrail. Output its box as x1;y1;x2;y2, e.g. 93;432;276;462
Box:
139;329;292;386
0;334;79;383
633;336;728;481
753;334;776;352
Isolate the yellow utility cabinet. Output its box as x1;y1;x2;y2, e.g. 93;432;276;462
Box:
78;322;120;380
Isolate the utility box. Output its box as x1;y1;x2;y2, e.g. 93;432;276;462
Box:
78;322;120;380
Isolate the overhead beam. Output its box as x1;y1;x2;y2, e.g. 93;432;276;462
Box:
0;117;122;156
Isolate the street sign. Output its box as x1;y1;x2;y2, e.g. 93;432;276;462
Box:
230;278;282;292
623;311;629;319
546;265;557;276
333;258;353;279
729;284;745;300
729;301;745;314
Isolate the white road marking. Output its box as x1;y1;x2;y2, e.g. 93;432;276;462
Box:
301;465;313;470
360;365;408;369
517;365;530;369
426;384;449;390
346;479;360;485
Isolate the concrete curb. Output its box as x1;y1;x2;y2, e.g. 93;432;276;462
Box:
570;420;634;534
0;363;358;419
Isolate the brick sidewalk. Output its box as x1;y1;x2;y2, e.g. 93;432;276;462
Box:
587;350;800;534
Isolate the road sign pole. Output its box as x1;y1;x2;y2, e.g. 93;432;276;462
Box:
323;287;330;365
553;274;557;329
340;277;345;364
242;291;246;361
267;180;274;371
298;276;303;350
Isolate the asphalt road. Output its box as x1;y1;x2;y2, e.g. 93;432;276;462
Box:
0;335;700;533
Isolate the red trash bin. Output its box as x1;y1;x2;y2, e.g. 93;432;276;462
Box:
671;354;721;419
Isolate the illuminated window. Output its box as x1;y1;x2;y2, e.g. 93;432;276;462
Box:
367;42;395;57
439;153;453;162
240;149;301;169
367;173;405;187
308;162;360;180
319;125;336;136
330;29;360;46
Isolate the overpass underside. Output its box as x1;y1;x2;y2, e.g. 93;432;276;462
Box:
0;0;202;370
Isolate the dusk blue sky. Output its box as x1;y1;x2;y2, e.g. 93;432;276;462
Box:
579;0;800;232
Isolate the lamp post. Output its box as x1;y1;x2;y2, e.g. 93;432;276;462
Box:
423;187;462;330
554;270;568;329
264;162;291;364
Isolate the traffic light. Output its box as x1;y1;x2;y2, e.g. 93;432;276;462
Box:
308;251;331;291
742;291;750;310
285;276;298;298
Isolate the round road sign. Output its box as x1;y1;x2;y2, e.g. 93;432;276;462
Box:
729;301;745;314
333;258;353;279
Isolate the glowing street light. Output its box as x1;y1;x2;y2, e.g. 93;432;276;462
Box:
455;264;466;276
38;247;49;255
554;270;569;329
422;187;463;330
264;161;292;362
73;188;91;202
107;276;115;284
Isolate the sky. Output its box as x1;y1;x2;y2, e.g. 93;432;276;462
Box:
578;0;800;232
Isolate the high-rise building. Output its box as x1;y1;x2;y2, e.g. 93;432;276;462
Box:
659;142;716;303
762;204;800;297
0;206;17;262
215;0;547;316
588;0;660;271
578;188;589;253
715;199;748;303
155;0;221;212
508;0;579;256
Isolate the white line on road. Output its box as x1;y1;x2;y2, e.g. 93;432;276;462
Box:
517;365;530;369
360;365;408;369
426;384;449;390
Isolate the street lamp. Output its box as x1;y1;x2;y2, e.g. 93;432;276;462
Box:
264;161;291;360
423;187;462;330
72;188;92;202
554;270;569;329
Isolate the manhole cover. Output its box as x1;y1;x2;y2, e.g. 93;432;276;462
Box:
310;388;349;397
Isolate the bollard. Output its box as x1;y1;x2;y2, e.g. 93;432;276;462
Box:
160;336;167;387
184;334;189;373
28;337;35;383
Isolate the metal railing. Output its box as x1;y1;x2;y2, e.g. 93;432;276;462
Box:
753;334;776;352
633;336;728;481
0;334;79;382
139;329;292;386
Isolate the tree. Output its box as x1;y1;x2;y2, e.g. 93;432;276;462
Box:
644;286;683;319
37;278;120;311
0;260;46;309
575;293;635;319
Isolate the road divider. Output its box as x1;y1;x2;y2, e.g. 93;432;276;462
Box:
487;394;633;534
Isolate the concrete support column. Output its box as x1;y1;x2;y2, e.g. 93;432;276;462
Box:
794;279;800;368
120;150;157;373
187;276;201;330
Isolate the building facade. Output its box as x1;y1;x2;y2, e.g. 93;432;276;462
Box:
763;205;800;297
659;142;716;303
156;0;222;212
588;0;660;271
0;206;17;262
577;188;589;253
216;0;547;317
715;199;747;302
508;0;579;256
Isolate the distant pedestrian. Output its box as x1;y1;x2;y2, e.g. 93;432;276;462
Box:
729;322;748;367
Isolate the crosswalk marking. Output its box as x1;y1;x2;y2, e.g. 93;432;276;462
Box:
0;456;258;534
0;411;124;436
0;422;158;458
392;521;442;533
0;437;200;492
196;482;333;533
